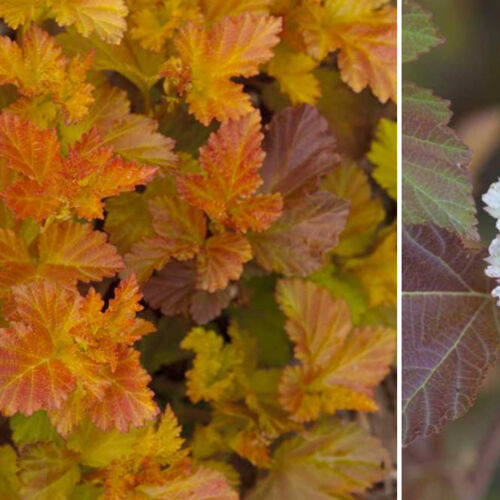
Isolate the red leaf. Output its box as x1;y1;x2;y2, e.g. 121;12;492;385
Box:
403;224;500;445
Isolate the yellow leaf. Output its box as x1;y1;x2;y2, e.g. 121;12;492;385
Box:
0;0;40;29
293;0;397;102
345;224;397;308
368;118;397;199
267;43;320;105
153;406;185;466
181;327;238;403
199;0;271;23
63;84;177;168
47;0;128;44
247;420;389;500
67;418;137;468
19;443;80;500
57;31;164;94
130;0;201;52
323;160;385;256
0;26;94;122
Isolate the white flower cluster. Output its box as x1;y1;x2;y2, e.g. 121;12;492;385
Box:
483;179;500;304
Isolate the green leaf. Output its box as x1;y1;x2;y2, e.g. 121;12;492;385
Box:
70;484;104;500
402;82;478;239
402;0;443;63
57;31;163;94
10;411;62;447
309;263;369;325
0;445;20;500
67;419;137;468
230;276;290;367
19;443;80;500
138;316;192;373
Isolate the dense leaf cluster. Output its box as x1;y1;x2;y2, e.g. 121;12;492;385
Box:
0;1;396;498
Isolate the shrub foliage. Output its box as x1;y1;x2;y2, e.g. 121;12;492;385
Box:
0;1;396;498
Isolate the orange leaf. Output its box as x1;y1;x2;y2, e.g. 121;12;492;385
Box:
99;275;155;345
276;279;351;368
169;13;281;124
177;111;282;232
0;113;61;184
0;25;94;121
229;194;284;233
0;228;37;292
0;114;156;221
0;283;79;416
196;233;252;292
124;193;208;282
0;277;157;434
0;323;75;416
88;348;159;432
2;178;62;222
136;465;238;499
295;0;396;102
276;279;395;421
64;129;157;219
37;220;124;285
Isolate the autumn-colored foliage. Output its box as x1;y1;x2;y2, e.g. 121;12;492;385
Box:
0;1;396;498
401;0;500;449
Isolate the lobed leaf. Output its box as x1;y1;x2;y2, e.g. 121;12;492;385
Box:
38;221;124;285
46;0;128;44
143;260;232;324
19;443;80;500
289;0;397;102
88;348;159;433
260;104;340;200
0;25;94;122
402;82;478;240
402;0;443;63
276;279;395;422
402;224;500;446
250;191;349;276
252;105;349;275
169;13;281;124
323;160;385;257
0;113;157;221
267;43;320;105
178;110;282;233
247;420;389;500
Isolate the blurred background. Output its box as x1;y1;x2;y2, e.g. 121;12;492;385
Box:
404;1;500;499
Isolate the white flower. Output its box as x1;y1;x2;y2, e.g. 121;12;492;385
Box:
483;182;500;303
492;285;500;306
483;179;500;230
